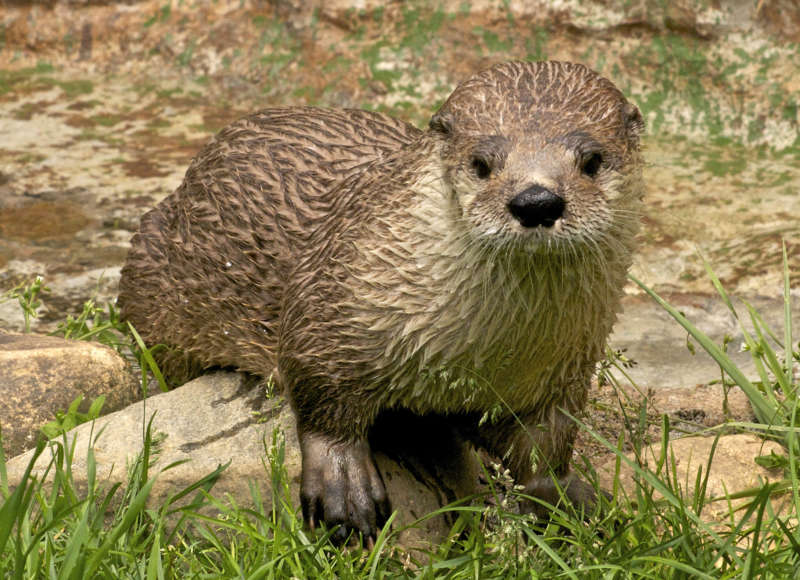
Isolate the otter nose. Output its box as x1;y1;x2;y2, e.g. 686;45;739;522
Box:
507;185;565;228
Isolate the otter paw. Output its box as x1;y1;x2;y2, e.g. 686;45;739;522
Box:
299;433;391;543
522;474;608;519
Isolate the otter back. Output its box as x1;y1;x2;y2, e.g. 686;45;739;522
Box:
118;107;420;382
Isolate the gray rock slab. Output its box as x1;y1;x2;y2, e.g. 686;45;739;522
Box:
611;293;799;389
0;331;139;456
5;371;481;549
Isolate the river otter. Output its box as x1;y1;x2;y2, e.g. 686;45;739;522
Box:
118;60;644;541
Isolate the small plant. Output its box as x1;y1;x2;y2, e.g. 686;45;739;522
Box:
0;417;227;577
39;394;106;440
2;276;49;332
53;297;129;354
620;244;800;574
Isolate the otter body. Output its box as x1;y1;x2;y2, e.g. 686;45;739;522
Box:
119;61;644;540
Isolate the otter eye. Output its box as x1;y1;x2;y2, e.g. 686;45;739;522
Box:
471;156;492;179
581;152;603;177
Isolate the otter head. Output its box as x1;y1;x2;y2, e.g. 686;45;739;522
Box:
428;61;644;249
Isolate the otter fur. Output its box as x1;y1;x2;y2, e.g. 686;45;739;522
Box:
118;61;644;540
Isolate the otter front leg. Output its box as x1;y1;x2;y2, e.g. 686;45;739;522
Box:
299;430;391;542
481;406;598;518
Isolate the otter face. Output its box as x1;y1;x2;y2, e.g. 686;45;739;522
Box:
429;61;644;249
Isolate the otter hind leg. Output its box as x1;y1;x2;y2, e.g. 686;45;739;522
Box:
522;472;602;519
299;431;391;543
473;405;603;519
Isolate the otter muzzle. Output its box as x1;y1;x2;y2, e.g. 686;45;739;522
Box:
507;185;565;228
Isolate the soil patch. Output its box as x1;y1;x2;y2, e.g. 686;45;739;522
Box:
0;201;91;240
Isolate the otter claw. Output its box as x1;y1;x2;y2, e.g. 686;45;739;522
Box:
299;432;390;543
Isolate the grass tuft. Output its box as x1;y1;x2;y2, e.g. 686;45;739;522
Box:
1;253;799;575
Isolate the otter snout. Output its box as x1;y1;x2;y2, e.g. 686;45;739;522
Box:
507;185;565;228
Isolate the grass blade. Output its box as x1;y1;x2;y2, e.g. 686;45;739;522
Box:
85;474;158;574
127;322;168;392
782;241;794;390
630;274;775;425
0;440;46;556
146;525;165;580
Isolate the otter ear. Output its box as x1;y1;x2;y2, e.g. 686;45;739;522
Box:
623;102;644;140
429;110;453;136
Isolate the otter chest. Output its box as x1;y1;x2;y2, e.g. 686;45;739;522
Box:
367;268;611;414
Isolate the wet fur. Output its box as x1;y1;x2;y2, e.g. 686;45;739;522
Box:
119;61;645;539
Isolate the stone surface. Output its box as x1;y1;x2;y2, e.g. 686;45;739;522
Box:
610;294;800;391
0;330;139;456
756;0;800;42
5;371;481;548
594;380;756;438
598;433;789;521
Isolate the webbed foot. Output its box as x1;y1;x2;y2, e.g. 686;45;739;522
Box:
299;432;391;543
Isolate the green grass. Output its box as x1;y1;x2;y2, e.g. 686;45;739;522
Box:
90;114;123;127
0;62;53;96
56;79;94;98
2;255;799;576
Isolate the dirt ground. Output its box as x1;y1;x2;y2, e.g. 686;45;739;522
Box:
2;2;798;324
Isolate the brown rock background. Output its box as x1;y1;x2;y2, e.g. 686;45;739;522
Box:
0;331;138;455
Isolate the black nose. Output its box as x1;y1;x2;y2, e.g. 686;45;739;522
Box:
507;185;565;228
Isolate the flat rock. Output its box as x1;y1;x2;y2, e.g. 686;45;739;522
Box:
610;293;800;390
5;371;481;549
0;331;139;456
